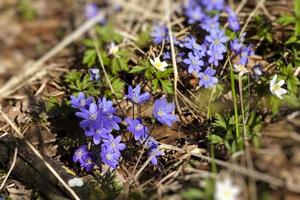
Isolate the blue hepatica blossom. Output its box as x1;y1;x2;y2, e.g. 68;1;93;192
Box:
184;36;202;52
70;92;93;110
207;48;224;66
230;38;243;54
151;24;168;45
183;52;204;74
125;117;148;140
198;67;218;88
201;15;220;32
102;134;126;153
126;85;151;105
200;0;224;11
239;45;254;65
89;68;100;81
205;29;228;54
144;137;164;165
185;6;204;24
76;103;99;128
100;145;121;169
98;97;122;131
85;125;111;145
153;97;177;127
85;3;106;24
226;6;240;32
73;145;95;172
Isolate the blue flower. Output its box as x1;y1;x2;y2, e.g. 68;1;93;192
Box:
84;126;111;145
153;97;177;127
81;156;95;172
183;52;204;74
73;145;89;163
85;3;106;24
198;67;218;88
98;97;122;131
205;29;228;54
184;37;202;52
185;6;204;24
200;0;224;11
89;68;100;81
226;6;240;32
73;145;95;172
102;134;126;153
252;64;263;79
230;38;243;54
125;117;148;140
100;145;120;169
126;85;151;105
193;44;207;58
151;24;168;45
145;137;163;165
239;45;254;65
201;15;220;32
70;92;93;109
75;103;99;128
207;48;224;66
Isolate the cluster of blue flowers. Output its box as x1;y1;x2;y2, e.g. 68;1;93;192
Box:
70;85;177;171
151;0;255;89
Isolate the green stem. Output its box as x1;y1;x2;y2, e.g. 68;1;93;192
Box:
228;59;240;139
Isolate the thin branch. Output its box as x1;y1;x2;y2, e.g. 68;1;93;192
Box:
0;109;80;200
0;147;18;191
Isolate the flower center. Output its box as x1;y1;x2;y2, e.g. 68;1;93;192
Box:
132;94;139;103
75;150;83;158
135;124;143;131
106;153;112;161
157;110;164;117
191;59;197;65
272;84;280;92
203;75;209;81
80;99;85;106
214;39;220;45
89;113;97;120
155;62;162;69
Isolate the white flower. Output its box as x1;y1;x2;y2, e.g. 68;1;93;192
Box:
149;57;168;71
214;177;241;200
108;42;119;55
270;74;287;99
68;177;84;187
233;64;248;77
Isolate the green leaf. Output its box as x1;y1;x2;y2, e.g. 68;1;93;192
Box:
160;79;174;94
294;0;300;35
294;0;300;16
136;30;151;48
181;188;205;200
129;66;145;73
83;49;97;67
211;113;227;129
208;134;224;144
152;79;159;92
64;71;82;85
277;14;295;26
104;77;125;99
285;35;299;45
111;56;129;74
95;24;123;43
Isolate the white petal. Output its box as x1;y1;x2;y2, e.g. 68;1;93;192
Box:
161;61;168;68
277;80;285;87
149;58;155;66
154;57;160;63
270;74;277;87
